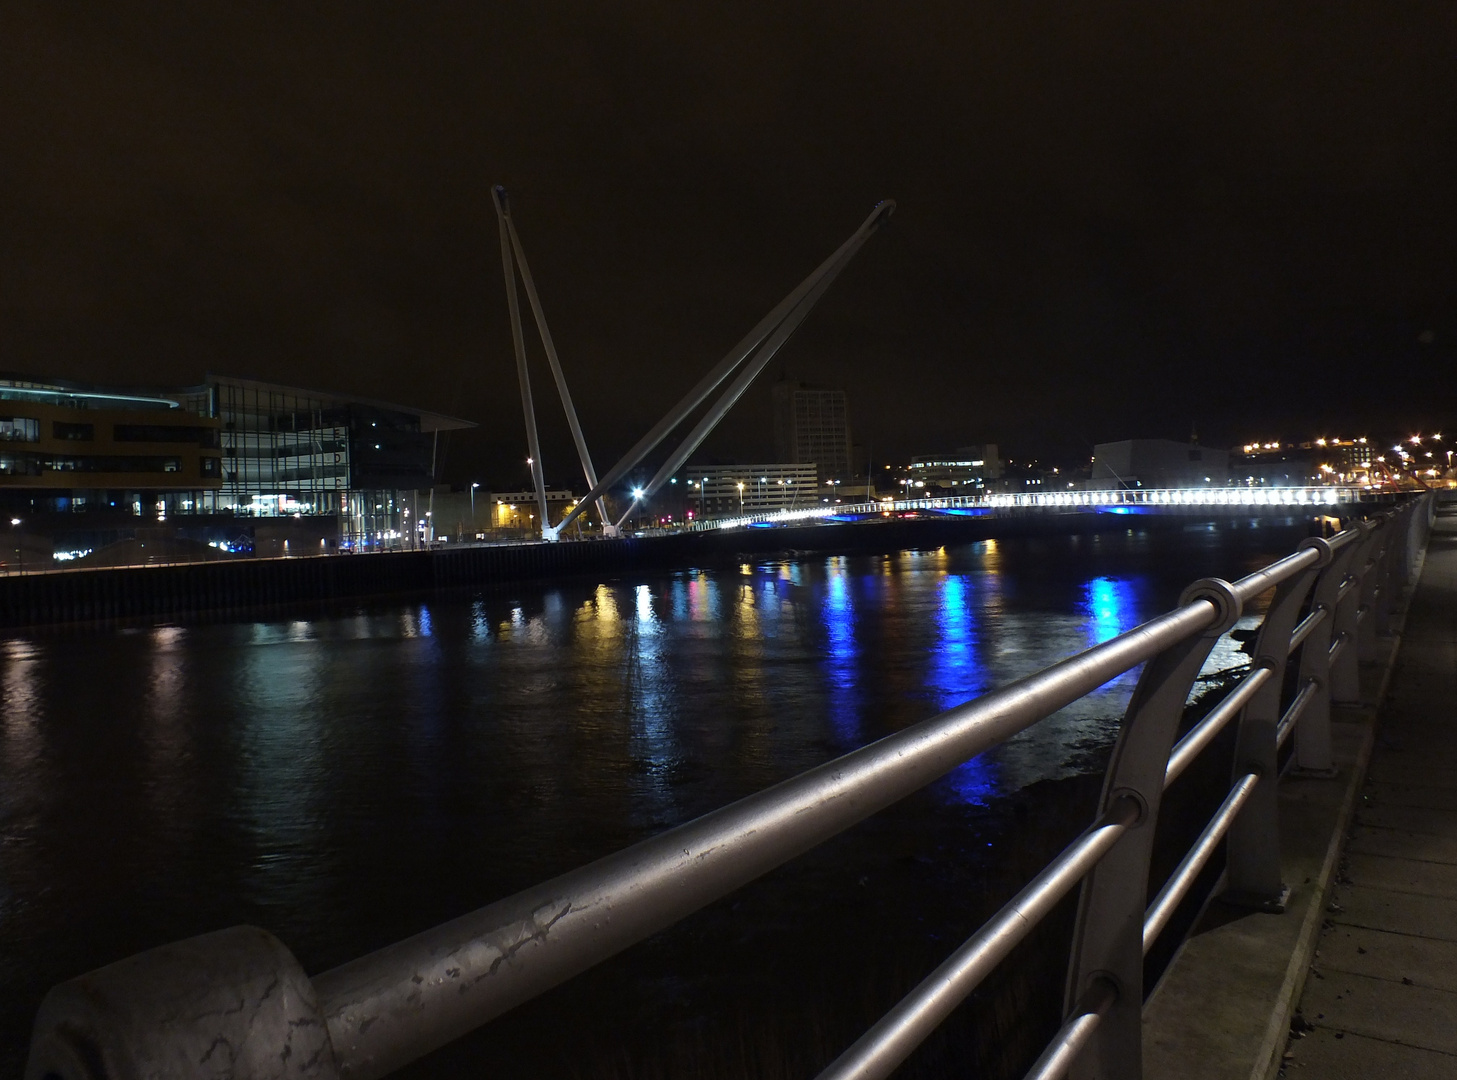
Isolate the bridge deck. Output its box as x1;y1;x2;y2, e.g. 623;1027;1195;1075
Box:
1283;505;1457;1075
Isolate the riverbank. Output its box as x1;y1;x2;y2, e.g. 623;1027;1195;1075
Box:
0;509;1316;629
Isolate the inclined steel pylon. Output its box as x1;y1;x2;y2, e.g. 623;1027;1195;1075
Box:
494;190;895;540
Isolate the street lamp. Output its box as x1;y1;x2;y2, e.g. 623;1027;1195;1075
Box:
470;482;480;533
736;481;744;511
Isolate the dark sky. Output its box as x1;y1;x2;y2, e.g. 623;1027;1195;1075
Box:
2;3;1454;484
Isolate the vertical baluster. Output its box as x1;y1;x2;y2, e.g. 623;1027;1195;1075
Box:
1327;524;1377;708
1293;532;1363;773
1358;522;1391;657
1066;578;1241;1080
1221;538;1325;909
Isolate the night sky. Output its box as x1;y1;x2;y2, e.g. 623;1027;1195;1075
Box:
2;3;1454;485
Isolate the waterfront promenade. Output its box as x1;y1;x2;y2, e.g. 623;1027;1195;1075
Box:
1145;502;1456;1079
1282;505;1457;1074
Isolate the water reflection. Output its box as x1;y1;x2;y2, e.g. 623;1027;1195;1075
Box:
0;524;1313;1074
2;640;43;768
1085;576;1139;646
818;563;859;743
629;584;679;816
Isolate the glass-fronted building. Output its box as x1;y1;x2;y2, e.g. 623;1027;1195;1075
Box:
210;376;473;549
0;373;472;565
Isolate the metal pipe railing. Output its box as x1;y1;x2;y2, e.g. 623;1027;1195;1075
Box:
24;495;1431;1080
316;604;1220;1079
1164;666;1274;787
1288;605;1327;650
813;799;1139;1080
1020;979;1117;1080
1276;681;1321;750
1142;772;1261;952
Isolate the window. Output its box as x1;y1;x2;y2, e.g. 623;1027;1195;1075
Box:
0;452;41;475
0;417;38;442
200;457;221;478
46;455;186;474
53;421;94;441
113;424;221;447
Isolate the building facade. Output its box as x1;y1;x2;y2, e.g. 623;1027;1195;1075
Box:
687;463;820;517
210;376;471;549
0;375;222;516
771;379;854;484
1091;439;1229;489
0;372;472;565
905;445;1003;493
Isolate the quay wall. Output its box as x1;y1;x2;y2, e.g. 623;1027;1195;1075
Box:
0;508;1317;629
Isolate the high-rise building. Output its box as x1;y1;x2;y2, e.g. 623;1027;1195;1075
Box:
771;379;853;484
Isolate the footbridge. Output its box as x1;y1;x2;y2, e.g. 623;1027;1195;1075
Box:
25;494;1448;1079
682;484;1402;535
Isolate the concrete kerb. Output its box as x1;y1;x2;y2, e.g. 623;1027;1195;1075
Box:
1141;538;1426;1080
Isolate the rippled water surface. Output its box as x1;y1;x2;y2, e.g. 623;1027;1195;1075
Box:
0;523;1307;1075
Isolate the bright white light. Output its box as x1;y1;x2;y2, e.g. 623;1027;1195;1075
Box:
632;488;645;499
9;518;18;526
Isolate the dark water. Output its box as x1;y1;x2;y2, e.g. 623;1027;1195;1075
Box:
0;522;1307;1077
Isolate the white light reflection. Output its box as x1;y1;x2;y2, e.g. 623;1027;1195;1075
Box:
627;584;681;818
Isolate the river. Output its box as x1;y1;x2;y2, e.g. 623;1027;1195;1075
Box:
0;520;1309;1077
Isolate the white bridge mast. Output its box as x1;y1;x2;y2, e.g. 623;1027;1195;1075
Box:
557;199;895;537
493;190;895;541
493;186;614;539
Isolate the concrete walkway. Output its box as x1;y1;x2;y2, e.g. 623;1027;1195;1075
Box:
1282;506;1457;1076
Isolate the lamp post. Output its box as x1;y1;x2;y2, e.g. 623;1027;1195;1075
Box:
10;517;20;575
470;482;480;537
736;481;744;512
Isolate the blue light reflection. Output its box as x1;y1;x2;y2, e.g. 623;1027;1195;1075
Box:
933;574;996;804
1085;576;1138;646
820;567;860;744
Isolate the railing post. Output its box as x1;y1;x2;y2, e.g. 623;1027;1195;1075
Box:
1393;499;1422;598
1327;523;1378;708
1357;520;1392;656
1065;579;1239;1080
1293;531;1363;773
1222;539;1324;909
1378;504;1413;630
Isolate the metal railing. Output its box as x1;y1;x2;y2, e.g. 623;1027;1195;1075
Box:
23;495;1432;1080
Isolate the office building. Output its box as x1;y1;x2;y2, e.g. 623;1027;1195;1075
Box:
211;376;472;548
686;463;820;517
771;379;854;484
905;446;1003;493
0;372;472;563
0;374;222;516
